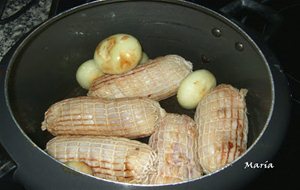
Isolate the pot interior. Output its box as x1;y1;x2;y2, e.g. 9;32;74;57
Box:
6;0;273;168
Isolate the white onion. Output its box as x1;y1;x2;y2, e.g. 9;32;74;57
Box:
76;59;104;90
177;69;216;109
65;161;93;175
94;33;142;74
139;52;149;64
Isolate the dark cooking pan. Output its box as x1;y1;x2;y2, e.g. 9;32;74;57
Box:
0;0;290;189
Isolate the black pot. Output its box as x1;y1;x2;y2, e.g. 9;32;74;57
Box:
0;0;290;189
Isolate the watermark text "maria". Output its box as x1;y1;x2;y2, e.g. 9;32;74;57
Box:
244;161;274;169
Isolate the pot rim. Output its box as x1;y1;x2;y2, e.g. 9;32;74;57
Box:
2;0;286;187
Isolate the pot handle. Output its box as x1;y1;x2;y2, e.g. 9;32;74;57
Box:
0;144;17;178
0;47;18;179
219;0;282;41
0;0;43;179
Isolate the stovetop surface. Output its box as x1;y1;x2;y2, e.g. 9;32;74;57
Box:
1;0;299;189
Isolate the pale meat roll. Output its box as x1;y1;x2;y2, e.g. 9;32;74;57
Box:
41;96;166;138
46;136;157;184
148;113;203;184
194;84;248;174
88;55;193;101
